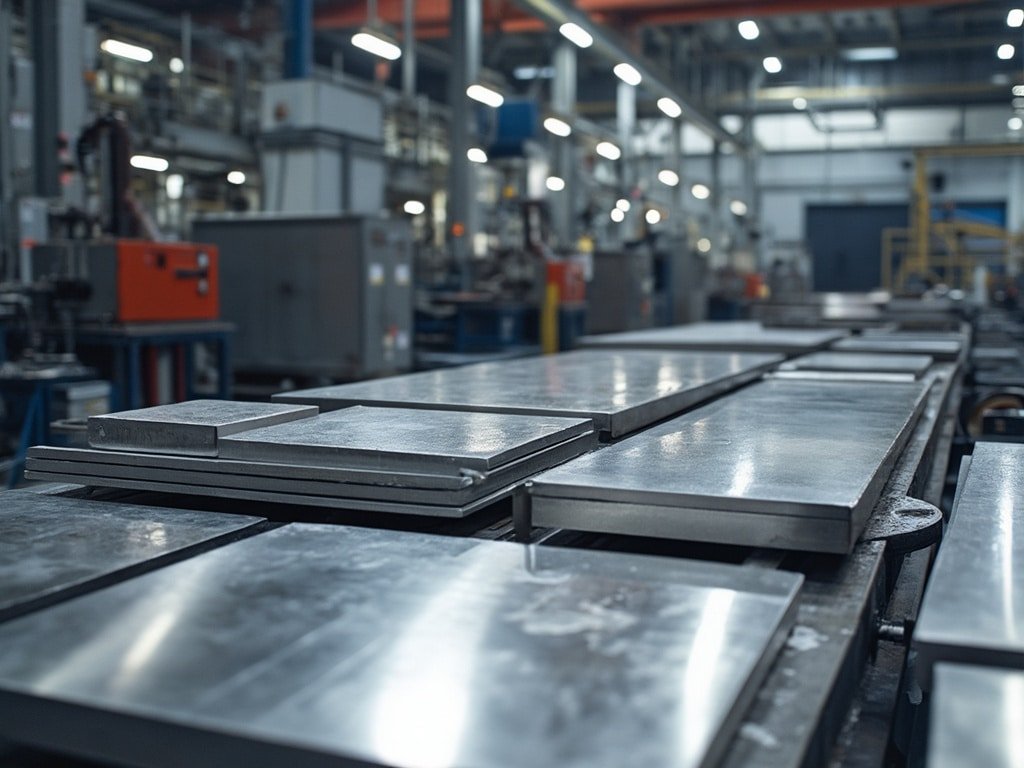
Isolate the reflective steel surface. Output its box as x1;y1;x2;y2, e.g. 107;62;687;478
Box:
272;349;781;437
88;400;319;456
578;322;845;356
928;663;1024;768
914;442;1024;686
780;351;933;377
218;406;594;472
831;336;963;362
531;378;930;553
0;490;262;622
0;523;802;768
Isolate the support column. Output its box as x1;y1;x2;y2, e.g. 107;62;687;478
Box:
550;41;576;247
401;0;416;99
616;81;636;191
283;0;312;79
670;119;683;233
0;0;14;277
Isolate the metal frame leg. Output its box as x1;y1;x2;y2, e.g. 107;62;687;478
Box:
512;487;533;542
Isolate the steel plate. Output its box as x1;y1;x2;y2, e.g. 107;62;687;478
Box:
0;523;801;768
272;349;782;437
780;352;933;377
577;322;846;356
0;490;263;622
914;442;1024;687
831;336;963;362
88;400;319;457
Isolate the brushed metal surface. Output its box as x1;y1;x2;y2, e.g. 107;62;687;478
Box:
914;442;1024;687
831;335;963;362
88;400;319;457
0;523;801;768
530;378;930;553
780;352;933;377
272;349;782;437
218;406;594;472
928;663;1024;768
0;490;262;622
578;322;845;356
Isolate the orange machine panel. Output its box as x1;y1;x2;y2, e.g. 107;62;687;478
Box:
546;260;587;304
116;241;219;322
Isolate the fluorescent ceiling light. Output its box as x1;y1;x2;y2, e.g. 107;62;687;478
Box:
403;200;426;215
165;174;184;200
1013;85;1024;96
169;57;184;74
658;169;679;187
226;170;246;185
467;147;488;163
613;62;642;86
1009;8;1024;27
559;22;593;48
645;209;662;225
738;20;760;41
1009;116;1023;131
841;47;898;62
610;208;625;222
998;43;1016;60
351;30;401;60
130;154;168;172
792;97;808;110
616;198;631;212
691;183;710;200
657;97;682;118
814;109;881;131
595;141;621;160
100;39;153;63
543;117;572;137
762;56;782;74
513;65;554;80
730;199;748;216
467;83;504;107
546;176;566;191
697;237;712;253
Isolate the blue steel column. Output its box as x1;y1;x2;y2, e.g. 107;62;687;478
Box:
284;0;313;79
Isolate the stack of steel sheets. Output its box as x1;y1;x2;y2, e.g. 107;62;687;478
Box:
773;351;934;383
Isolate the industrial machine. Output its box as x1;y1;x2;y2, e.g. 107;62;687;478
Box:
587;248;654;334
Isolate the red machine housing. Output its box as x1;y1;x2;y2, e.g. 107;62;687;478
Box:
113;240;219;322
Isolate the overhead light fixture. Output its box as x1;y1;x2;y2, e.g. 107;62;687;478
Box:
610;208;625;223
165;174;184;201
403;200;426;215
762;56;782;74
1013;85;1024;96
645;209;662;225
467;147;488;163
546;176;566;191
596;141;621;160
1009;116;1023;131
100;39;154;63
616;198;631;212
169;57;184;74
657;97;682;118
730;199;748;216
613;62;642;86
998;43;1016;60
691;183;710;200
658;169;680;187
543;116;572;137
467;83;504;108
1009;8;1024;27
738;20;760;41
792;97;808;110
352;28;402;60
696;237;712;253
513;65;555;80
226;170;246;185
130;154;168;172
841;47;898;62
559;21;593;48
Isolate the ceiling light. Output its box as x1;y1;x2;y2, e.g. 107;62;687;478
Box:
351;29;402;60
165;174;184;200
1009;116;1023;131
730;199;748;216
762;56;782;74
610;208;625;223
1014;85;1024;96
657;97;682;118
595;141;621;160
466;83;504;107
792;97;808;110
658;169;679;186
559;22;593;48
738;20;760;41
841;47;898;62
169;57;184;74
613;62;642;86
697;237;712;253
513;65;554;80
403;200;426;215
1009;8;1024;27
543;117;572;137
467;147;488;163
616;198;631;212
691;183;710;200
998;43;1016;60
546;176;566;191
130;154;168;172
226;170;246;185
100;39;154;63
645;209;662;225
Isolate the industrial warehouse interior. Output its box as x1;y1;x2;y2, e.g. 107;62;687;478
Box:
1;0;1023;766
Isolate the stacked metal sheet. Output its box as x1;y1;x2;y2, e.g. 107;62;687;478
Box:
0;523;802;768
913;442;1024;686
26;402;597;517
774;351;934;382
272;348;782;438
0;490;263;622
577;321;846;357
528;377;931;553
831;331;964;362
